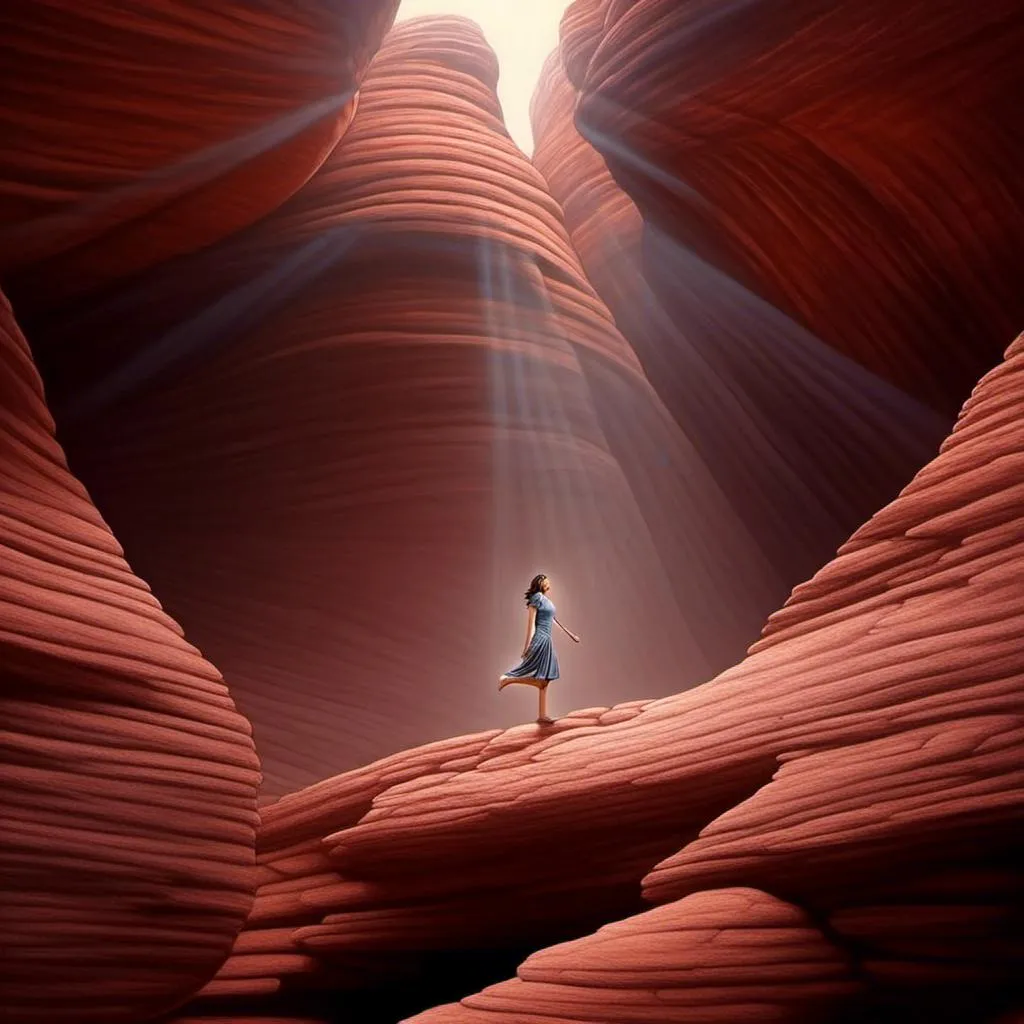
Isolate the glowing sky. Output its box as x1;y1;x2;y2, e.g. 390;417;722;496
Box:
394;0;573;155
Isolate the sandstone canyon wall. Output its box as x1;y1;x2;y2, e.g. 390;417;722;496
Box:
563;0;1024;418
6;8;964;800
8;14;726;795
0;1;396;1019
0;0;398;310
188;331;1024;1023
5;13;880;798
0;1;1022;1022
530;49;949;589
0;289;262;1023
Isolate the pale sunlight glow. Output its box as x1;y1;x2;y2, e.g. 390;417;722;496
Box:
394;0;572;155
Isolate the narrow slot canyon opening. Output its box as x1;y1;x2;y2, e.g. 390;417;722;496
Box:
2;2;1023;1023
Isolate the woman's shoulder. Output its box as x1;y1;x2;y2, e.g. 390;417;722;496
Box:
528;591;543;608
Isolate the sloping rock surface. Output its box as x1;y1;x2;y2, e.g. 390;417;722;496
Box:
569;0;1024;415
0;289;262;1022
408;888;860;1024
530;46;948;590
200;333;1023;1018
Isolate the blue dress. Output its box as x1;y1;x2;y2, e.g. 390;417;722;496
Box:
504;591;560;681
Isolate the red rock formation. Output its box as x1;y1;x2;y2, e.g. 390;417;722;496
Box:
188;706;648;1002
567;0;1024;415
0;288;262;1022
408;889;860;1023
210;333;1023;1017
0;0;400;310
3;6;1021;1021
23;15;840;796
531;48;948;587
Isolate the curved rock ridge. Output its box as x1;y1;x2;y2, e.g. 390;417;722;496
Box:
569;0;1024;415
530;48;948;588
0;289;262;1022
177;705;649;1003
0;0;400;309
558;0;609;89
643;717;1024;995
29;15;816;794
230;333;1021;1018
408;888;860;1024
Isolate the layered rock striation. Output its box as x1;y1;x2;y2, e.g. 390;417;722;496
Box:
186;704;650;1007
409;889;861;1024
2;4;1021;1022
19;15;855;795
564;0;1024;416
531;47;948;590
0;0;400;311
205;332;1024;1018
0;289;262;1022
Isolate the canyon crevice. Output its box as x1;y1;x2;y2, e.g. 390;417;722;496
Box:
1;1;1022;1022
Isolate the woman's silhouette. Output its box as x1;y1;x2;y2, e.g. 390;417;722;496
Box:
498;573;579;724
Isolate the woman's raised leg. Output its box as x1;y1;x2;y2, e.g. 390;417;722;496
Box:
537;682;554;725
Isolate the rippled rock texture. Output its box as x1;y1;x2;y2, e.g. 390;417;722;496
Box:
563;0;1024;417
531;47;947;591
0;0;400;311
16;14;862;796
181;705;648;1012
3;3;1022;1022
199;334;1023;1019
410;889;860;1024
0;290;262;1022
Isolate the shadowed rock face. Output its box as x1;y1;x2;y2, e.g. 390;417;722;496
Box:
18;14;885;798
0;289;262;1023
408;889;861;1024
189;334;1023;1020
530;48;948;591
0;0;400;312
567;0;1024;417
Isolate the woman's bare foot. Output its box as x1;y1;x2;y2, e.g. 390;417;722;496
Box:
498;675;512;691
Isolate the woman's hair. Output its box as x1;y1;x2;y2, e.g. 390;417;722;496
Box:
525;573;547;605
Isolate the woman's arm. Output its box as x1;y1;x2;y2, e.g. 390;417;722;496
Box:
523;605;537;655
555;617;580;643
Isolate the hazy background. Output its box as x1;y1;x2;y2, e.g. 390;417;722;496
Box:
395;0;573;154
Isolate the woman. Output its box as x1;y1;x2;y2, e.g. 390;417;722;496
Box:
498;573;579;725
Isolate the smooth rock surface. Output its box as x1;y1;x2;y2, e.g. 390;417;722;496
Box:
0;0;399;309
531;47;948;589
2;5;1021;1022
191;706;647;1000
569;0;1024;415
208;334;1024;1017
0;289;262;1022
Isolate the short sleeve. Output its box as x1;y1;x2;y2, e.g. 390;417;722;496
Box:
528;592;542;609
